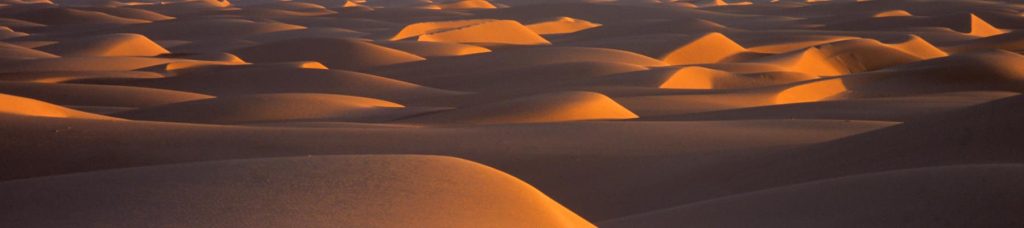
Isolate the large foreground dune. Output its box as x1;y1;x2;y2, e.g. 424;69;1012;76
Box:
0;0;1022;227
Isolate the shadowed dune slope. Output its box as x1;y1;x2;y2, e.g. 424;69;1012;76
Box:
0;155;595;228
601;165;1024;228
121;65;461;102
8;7;146;25
0;82;212;107
374;46;667;79
114;93;436;124
376;41;491;57
0;42;57;61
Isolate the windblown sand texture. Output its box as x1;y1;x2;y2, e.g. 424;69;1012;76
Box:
1;0;1023;227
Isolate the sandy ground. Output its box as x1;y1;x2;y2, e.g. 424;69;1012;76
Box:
0;0;1023;227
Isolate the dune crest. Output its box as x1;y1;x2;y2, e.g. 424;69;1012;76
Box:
38;33;169;57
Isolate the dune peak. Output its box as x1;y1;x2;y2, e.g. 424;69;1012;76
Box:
662;32;746;65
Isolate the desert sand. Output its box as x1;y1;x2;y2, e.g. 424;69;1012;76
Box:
0;0;1022;227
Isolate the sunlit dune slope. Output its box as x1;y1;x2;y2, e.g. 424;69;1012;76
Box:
37;33;169;57
0;155;595;228
404;91;638;124
0;93;116;120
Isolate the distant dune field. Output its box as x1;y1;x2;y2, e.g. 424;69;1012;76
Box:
0;0;1022;227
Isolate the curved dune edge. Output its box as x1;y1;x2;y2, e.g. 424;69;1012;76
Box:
404;91;638;124
114;93;421;124
0;155;595;228
0;93;118;120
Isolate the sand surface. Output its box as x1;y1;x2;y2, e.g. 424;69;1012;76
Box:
1;0;1022;227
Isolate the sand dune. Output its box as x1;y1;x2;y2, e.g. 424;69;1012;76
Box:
0;42;57;61
825;13;1006;38
653;91;1018;121
747;47;849;77
418;61;648;91
0;93;115;120
120;64;461;102
872;9;912;18
374;46;667;80
37;33;169;57
526;17;602;35
404;91;637;124
409;20;551;45
436;0;497;9
0;57;177;73
0;155;594;227
115;18;303;40
0;71;163;83
829;49;1024;98
114;93;436;124
84;6;175;21
376;41;491;57
0;81;212;107
232;38;425;70
658;66;815;89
